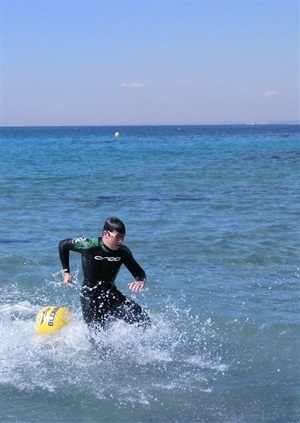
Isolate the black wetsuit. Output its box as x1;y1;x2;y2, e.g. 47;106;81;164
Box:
59;237;150;330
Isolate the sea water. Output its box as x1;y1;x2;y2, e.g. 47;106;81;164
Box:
0;125;299;422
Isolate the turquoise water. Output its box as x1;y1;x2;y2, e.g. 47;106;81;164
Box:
0;125;299;422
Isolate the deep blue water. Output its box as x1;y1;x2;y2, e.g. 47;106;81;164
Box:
0;125;299;422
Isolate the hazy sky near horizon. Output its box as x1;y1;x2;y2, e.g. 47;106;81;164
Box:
1;0;299;126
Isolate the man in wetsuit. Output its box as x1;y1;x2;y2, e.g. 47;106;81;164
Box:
59;216;150;332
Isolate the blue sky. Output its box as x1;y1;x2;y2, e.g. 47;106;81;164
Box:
1;0;299;126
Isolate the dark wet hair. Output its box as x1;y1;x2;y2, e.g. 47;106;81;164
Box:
102;216;126;235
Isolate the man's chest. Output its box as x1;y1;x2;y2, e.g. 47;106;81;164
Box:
83;248;123;265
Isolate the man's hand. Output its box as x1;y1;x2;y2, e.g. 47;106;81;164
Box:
63;272;73;285
128;281;145;292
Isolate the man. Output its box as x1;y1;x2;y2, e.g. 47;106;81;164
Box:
59;216;150;333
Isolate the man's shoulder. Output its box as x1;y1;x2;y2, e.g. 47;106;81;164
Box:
119;244;133;256
72;237;99;249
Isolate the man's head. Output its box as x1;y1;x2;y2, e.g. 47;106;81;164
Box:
102;216;126;250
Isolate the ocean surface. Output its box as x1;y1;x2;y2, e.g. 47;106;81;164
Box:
0;124;299;423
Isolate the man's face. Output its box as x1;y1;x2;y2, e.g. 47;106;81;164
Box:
103;230;125;250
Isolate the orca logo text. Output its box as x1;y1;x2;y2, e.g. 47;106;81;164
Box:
94;256;121;261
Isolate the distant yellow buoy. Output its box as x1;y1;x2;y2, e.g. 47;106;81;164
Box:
114;131;120;138
35;306;72;335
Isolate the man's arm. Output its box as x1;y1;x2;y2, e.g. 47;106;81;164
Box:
122;246;147;292
58;237;98;285
59;238;73;273
59;238;77;285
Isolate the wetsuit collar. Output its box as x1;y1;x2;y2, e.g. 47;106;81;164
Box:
100;238;110;252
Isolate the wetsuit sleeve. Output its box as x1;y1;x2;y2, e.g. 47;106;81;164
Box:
59;237;99;273
58;238;75;273
122;246;147;284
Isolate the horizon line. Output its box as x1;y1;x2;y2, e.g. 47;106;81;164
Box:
1;121;299;129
